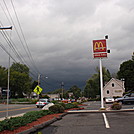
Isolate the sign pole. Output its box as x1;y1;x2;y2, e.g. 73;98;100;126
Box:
99;58;104;108
93;36;109;109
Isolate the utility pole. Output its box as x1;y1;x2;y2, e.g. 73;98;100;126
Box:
61;82;64;100
37;74;41;99
0;26;12;118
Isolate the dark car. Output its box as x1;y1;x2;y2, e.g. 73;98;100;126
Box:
115;93;134;104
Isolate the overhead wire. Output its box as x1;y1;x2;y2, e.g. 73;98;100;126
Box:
2;0;39;74
10;0;40;74
0;22;38;80
0;0;60;89
0;0;39;78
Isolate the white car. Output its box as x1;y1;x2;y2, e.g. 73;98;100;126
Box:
105;97;114;104
36;99;50;108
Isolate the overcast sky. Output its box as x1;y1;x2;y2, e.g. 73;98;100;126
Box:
0;0;134;92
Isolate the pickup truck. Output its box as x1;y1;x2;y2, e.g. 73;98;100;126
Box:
115;93;134;104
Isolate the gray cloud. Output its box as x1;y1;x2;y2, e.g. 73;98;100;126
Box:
0;0;134;91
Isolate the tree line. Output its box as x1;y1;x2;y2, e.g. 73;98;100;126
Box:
0;62;33;98
0;55;134;99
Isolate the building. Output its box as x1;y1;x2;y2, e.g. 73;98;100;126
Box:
103;78;125;98
47;94;60;100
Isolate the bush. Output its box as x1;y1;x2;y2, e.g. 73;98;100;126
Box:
72;102;80;105
111;102;122;110
0;110;53;132
65;103;78;110
57;102;66;108
49;104;65;113
51;100;59;104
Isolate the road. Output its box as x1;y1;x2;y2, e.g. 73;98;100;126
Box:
0;104;39;119
34;101;134;134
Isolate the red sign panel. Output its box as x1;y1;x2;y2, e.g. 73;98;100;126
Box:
93;53;107;58
93;40;107;53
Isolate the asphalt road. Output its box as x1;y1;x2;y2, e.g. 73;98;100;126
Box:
0;104;39;119
35;112;134;134
34;101;134;134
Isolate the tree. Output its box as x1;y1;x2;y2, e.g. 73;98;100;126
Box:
84;66;111;98
117;56;134;91
68;85;81;99
31;81;38;90
10;62;29;74
10;63;32;98
0;66;7;87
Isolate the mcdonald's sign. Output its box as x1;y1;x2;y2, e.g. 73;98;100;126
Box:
94;53;107;58
93;40;107;53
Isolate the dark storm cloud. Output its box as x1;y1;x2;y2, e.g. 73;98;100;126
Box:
0;0;134;90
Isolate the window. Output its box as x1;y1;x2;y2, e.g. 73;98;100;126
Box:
107;90;109;94
112;83;114;87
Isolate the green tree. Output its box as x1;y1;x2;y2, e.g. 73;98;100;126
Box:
10;62;29;74
0;66;7;87
68;85;81;99
31;81;38;90
84;67;111;98
10;63;32;98
117;57;134;91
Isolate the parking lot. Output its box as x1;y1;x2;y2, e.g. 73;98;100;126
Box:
36;111;134;134
34;101;134;134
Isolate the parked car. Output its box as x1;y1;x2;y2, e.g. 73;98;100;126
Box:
36;99;50;108
105;97;114;104
115;93;134;104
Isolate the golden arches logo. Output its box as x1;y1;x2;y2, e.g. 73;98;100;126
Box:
93;40;106;52
94;42;105;51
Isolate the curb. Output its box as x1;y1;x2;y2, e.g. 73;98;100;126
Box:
17;113;67;134
0;113;25;121
67;109;134;114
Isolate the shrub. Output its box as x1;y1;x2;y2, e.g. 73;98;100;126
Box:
72;102;80;105
65;103;78;110
51;100;59;104
57;102;66;108
49;104;65;113
111;102;122;110
0;110;53;132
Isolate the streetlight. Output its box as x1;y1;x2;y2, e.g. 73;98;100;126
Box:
0;26;12;118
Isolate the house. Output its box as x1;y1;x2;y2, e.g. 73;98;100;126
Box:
47;94;60;100
103;78;125;98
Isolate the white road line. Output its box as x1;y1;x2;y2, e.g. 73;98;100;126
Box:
102;113;110;129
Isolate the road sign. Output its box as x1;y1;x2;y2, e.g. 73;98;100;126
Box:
33;85;43;95
93;39;107;53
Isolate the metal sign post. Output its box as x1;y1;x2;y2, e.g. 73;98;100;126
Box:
99;58;104;108
92;36;109;109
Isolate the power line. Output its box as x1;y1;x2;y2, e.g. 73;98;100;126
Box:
2;0;39;74
10;0;40;74
0;1;40;79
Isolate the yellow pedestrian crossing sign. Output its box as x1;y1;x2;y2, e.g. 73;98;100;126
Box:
33;85;43;95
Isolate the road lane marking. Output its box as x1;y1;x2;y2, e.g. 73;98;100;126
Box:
0;106;36;113
102;113;110;129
